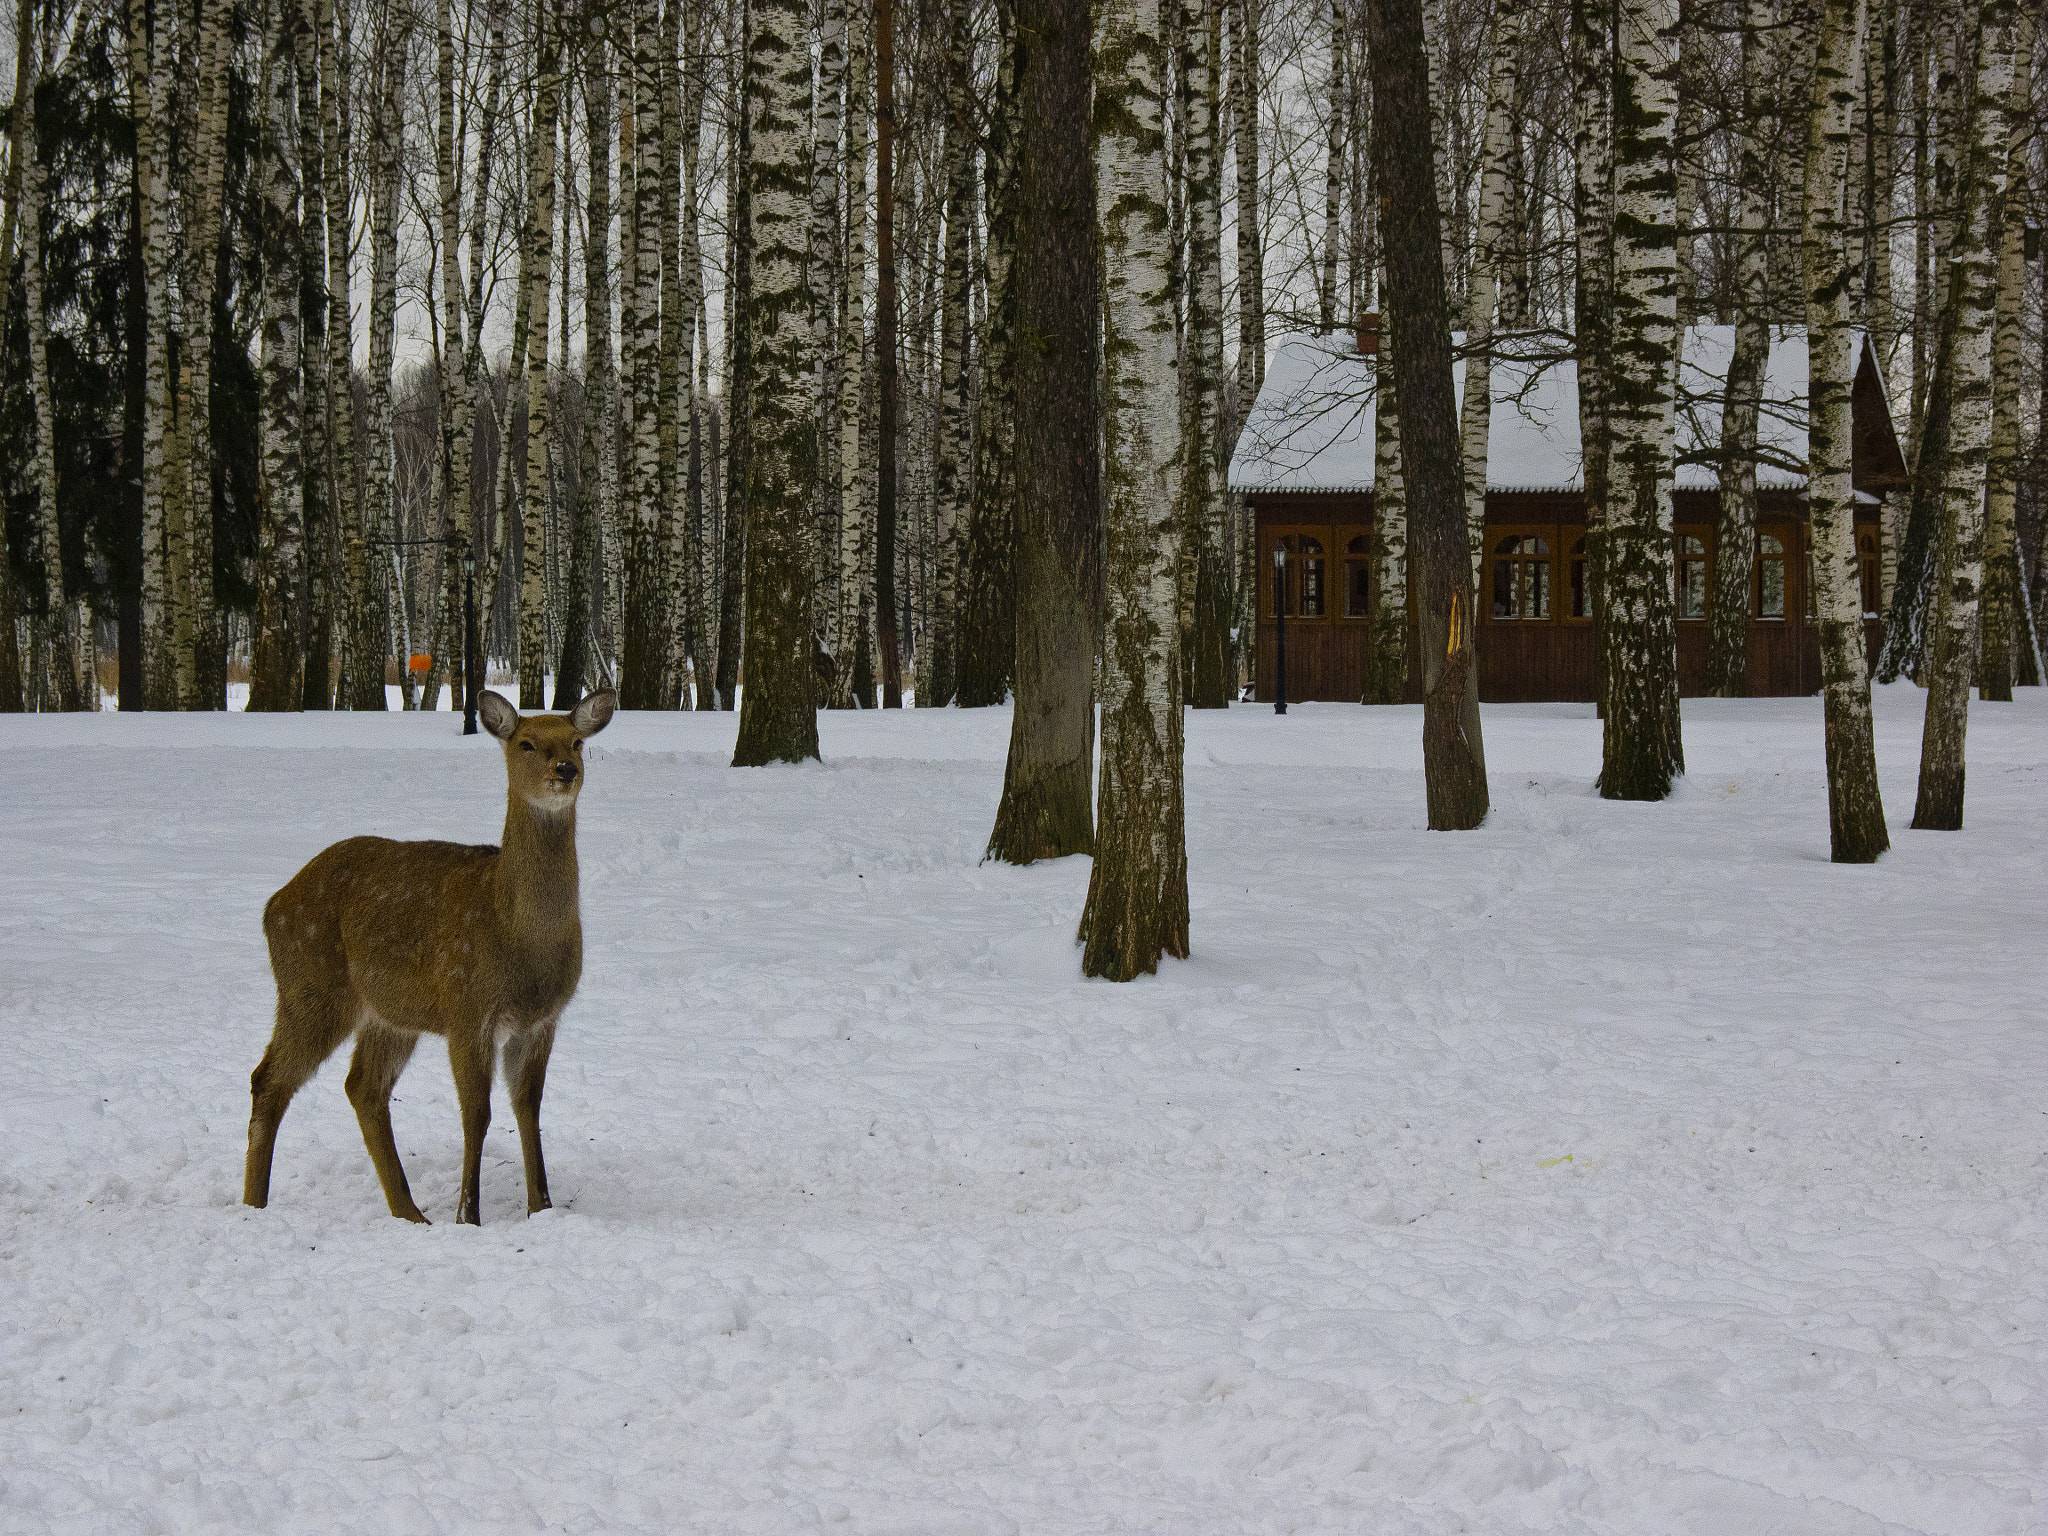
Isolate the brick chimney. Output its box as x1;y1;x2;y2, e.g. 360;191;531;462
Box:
1355;312;1380;356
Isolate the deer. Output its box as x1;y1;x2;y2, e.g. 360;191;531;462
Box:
243;688;616;1225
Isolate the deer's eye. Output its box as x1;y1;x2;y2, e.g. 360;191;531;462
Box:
571;739;582;750
520;741;535;752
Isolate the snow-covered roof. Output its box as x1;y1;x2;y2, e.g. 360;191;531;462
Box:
1227;326;1891;496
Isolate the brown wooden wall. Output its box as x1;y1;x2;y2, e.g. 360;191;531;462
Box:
1249;490;1886;704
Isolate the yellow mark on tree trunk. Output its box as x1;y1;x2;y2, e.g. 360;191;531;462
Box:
1447;593;1462;656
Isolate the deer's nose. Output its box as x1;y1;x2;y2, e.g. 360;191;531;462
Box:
553;760;579;782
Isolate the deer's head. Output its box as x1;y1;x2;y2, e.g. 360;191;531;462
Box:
479;689;616;814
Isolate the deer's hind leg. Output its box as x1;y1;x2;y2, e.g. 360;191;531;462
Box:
245;987;356;1209
448;1027;497;1226
345;1024;428;1223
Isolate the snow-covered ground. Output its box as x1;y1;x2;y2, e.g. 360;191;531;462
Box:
2;687;2044;1534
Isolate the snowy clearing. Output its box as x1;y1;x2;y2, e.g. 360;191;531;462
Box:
2;687;2045;1534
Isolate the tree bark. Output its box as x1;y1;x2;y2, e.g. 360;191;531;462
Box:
1364;295;1409;703
1600;0;1684;800
986;0;1100;862
1319;0;1343;333
1082;0;1189;979
924;0;971;708
1914;0;2011;829
1976;0;2030;701
621;0;666;707
875;0;902;708
1572;0;1614;721
730;0;822;763
1805;0;1888;861
1459;4;1520;584
1183;0;1230;708
1368;0;1487;827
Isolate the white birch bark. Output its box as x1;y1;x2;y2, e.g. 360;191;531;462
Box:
1977;0;2031;699
1366;302;1408;704
520;5;564;708
831;0;871;706
926;0;970;707
1318;0;1342;332
1804;0;1888;859
127;0;174;707
1602;0;1684;799
181;0;233;708
1082;0;1189;979
1183;0;1228;706
620;0;665;706
1458;3;1520;583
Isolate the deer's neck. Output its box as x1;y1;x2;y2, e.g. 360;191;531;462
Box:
495;795;581;938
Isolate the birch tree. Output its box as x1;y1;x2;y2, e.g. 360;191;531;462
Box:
181;0;232;709
1976;0;2031;701
1706;0;1772;697
1914;0;2012;828
986;0;1099;861
519;0;564;709
1183;0;1230;708
1572;0;1614;716
1082;0;1189;979
1804;0;1888;860
830;0;872;707
1458;2;1520;580
1364;308;1408;703
621;0;666;707
923;0;970;707
731;0;821;762
1601;0;1684;800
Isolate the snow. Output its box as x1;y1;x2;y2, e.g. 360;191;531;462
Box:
1227;326;1847;496
3;689;2046;1533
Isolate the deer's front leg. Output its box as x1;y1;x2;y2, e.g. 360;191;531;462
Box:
503;1020;557;1215
448;1030;495;1225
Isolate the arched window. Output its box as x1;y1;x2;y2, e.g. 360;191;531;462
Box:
1345;534;1372;617
1568;537;1590;620
1756;532;1787;619
1676;533;1709;619
1297;536;1326;617
1491;534;1551;620
1857;527;1881;616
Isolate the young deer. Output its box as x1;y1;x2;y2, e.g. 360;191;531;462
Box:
243;689;615;1224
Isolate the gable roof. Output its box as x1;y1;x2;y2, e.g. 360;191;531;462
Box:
1226;325;1907;497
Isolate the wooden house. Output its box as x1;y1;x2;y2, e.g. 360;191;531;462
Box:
1225;325;1911;703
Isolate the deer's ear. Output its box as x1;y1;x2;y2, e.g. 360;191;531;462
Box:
570;689;616;736
478;691;521;741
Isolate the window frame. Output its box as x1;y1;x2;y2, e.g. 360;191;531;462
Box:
1674;524;1713;623
1754;525;1793;621
1483;523;1562;625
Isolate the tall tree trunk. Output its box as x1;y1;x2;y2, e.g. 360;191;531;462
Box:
1976;0;2030;701
1229;0;1263;696
677;0;708;707
874;0;901;707
620;0;666;706
1459;3;1520;584
809;0;849;704
296;0;333;709
1806;0;1888;860
250;0;306;712
0;0;27;713
1083;0;1189;979
830;0;874;706
429;0;475;712
956;0;1018;707
322;0;365;708
20;20;80;710
923;0;971;707
1319;0;1343;332
717;4;751;712
1572;0;1615;721
1183;0;1229;707
563;6;616;708
986;0;1100;861
1600;0;1684;800
1914;0;2009;828
182;0;233;708
128;0;175;708
1364;297;1408;703
1369;0;1486;827
520;0;564;709
1707;0;1772;697
656;0;688;706
730;0;822;762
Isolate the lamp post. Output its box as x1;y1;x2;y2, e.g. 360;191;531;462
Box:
1272;542;1288;715
461;540;479;736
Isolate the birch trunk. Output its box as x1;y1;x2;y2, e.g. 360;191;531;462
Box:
1182;0;1229;707
717;8;752;712
1600;0;1684;800
520;1;564;708
20;21;80;710
323;0;366;708
1364;303;1408;703
1572;0;1615;720
0;0;24;712
924;0;970;707
730;0;822;762
1319;0;1343;332
830;0;873;706
986;0;1099;861
956;0;1018;707
1459;4;1520;583
568;10;616;706
182;0;233;708
125;0;172;708
1913;0;2009;829
874;0;901;707
620;0;666;706
250;0;306;712
809;0;848;702
1805;0;1888;861
1976;0;2030;701
1707;0;1772;697
677;0;708;707
1229;0;1261;692
1083;0;1189;980
352;3;411;711
656;0;687;706
296;0;333;708
430;0;474;712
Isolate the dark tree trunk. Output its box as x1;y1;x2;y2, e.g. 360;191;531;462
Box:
1367;0;1488;830
876;0;902;708
984;0;1101;863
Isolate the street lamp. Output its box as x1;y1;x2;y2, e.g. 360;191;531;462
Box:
461;540;479;736
1272;542;1288;716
